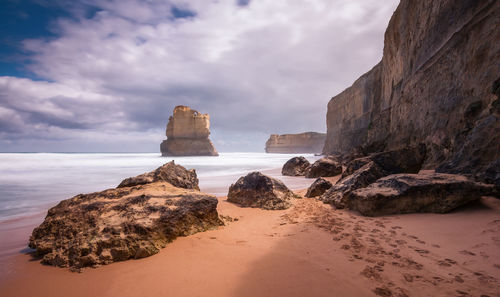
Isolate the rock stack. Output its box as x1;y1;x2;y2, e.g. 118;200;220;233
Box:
160;106;218;156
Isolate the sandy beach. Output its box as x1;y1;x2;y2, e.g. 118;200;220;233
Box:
1;173;499;297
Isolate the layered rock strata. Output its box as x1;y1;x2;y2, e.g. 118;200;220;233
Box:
227;172;297;210
265;132;326;154
160;106;218;156
29;163;222;270
323;0;500;183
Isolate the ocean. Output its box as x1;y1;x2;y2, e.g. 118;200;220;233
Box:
0;152;319;223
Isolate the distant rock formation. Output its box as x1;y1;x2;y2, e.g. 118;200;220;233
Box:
322;0;500;183
265;132;326;154
29;162;222;270
160;106;218;156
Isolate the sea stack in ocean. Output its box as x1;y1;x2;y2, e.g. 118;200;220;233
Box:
160;106;218;156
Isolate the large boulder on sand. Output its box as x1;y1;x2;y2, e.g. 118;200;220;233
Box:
348;173;495;216
227;172;297;210
305;156;342;178
118;161;199;190
305;178;333;198
29;168;222;270
282;156;310;176
321;146;426;208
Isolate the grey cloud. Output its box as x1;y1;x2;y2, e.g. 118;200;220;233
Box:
0;0;399;152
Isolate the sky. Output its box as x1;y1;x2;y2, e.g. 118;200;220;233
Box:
0;0;399;153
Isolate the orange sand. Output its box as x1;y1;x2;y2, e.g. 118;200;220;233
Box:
1;183;499;297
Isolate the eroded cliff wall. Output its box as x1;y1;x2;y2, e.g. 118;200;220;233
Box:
266;132;326;154
324;0;500;183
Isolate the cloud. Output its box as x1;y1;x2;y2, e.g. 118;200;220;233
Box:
0;0;399;152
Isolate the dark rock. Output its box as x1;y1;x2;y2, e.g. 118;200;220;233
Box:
305;156;342;178
118;161;199;190
349;173;495;216
29;182;222;270
227;172;297;210
305;178;333;198
322;146;426;208
321;161;387;208
282;157;311;176
341;157;372;178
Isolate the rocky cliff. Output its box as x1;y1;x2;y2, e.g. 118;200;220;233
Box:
265;132;326;153
323;0;500;184
161;106;218;156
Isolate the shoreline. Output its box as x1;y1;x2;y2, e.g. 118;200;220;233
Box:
0;166;316;281
1;172;499;296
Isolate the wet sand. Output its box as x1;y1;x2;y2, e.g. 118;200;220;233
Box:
1;176;499;297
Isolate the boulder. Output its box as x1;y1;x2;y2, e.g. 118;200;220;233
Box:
227;172;297;210
281;156;310;176
321;146;426;208
160;106;218;156
118;161;199;190
305;178;333;198
305;156;342;178
29;182;222;270
348;173;495;216
321;161;387;208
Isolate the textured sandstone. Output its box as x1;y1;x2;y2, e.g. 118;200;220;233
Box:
161;106;218;156
349;173;495;216
305;178;333;198
281;156;311;176
29;177;222;270
323;0;500;182
118;161;199;190
305;156;342;178
227;172;297;210
265;132;326;154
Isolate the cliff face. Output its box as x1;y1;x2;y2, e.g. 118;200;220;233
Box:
266;132;326;154
161;106;218;156
324;0;500;182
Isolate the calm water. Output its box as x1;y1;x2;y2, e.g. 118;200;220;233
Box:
0;152;319;222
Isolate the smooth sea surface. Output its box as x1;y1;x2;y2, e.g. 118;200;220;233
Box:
0;152;319;223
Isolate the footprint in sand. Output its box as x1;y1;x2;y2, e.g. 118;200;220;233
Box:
361;265;383;282
373;286;392;297
438;258;457;267
409;246;430;255
396;239;407;245
459;250;476;256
